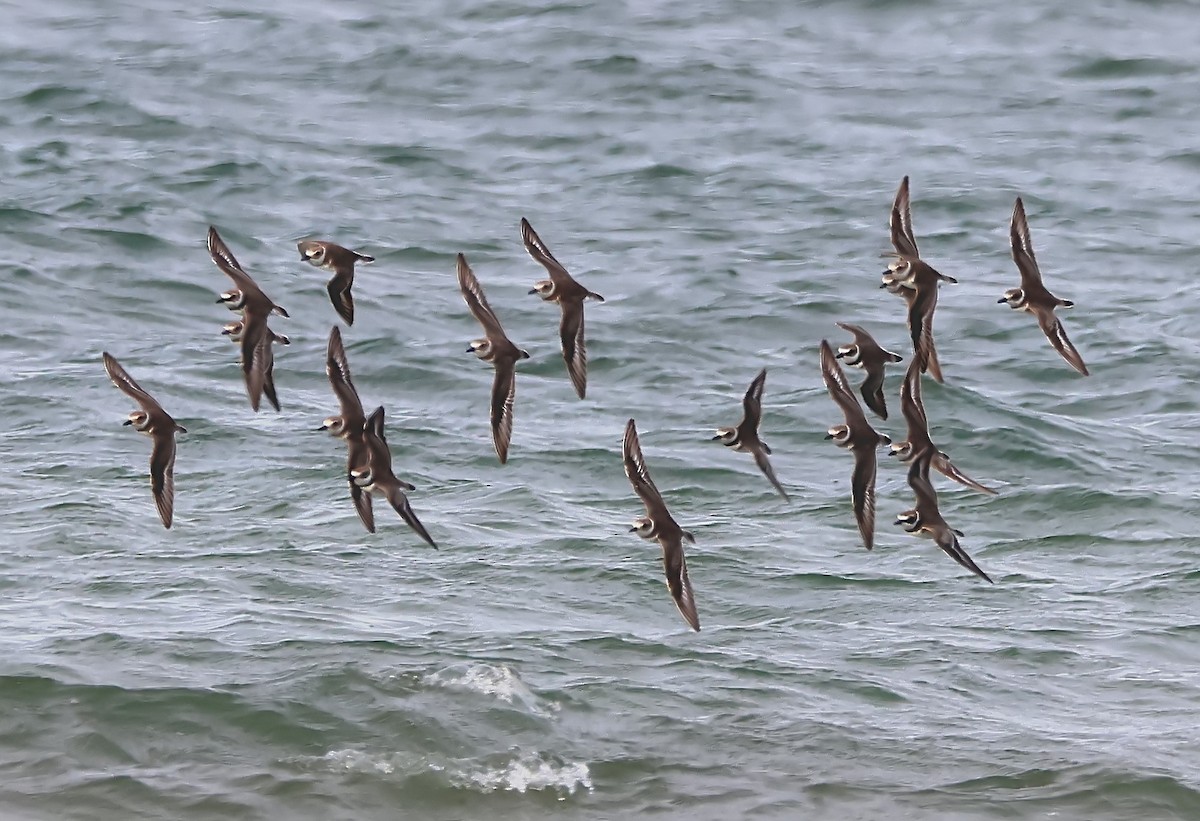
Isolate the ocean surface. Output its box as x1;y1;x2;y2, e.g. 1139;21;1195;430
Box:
2;0;1200;818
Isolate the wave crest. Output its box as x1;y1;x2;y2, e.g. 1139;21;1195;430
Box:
439;750;593;798
420;662;558;717
316;748;593;799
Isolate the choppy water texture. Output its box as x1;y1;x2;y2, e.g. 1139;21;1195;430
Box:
2;0;1200;818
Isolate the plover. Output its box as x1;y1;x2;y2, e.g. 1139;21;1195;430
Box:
622;418;700;632
711;368;788;500
891;357;996;495
319;326;375;533
457;252;529;464
835;321;903;420
880;177;956;383
298;239;374;326
520;217;604;399
999;197;1089;376
206;227;289;411
819;339;891;550
102;352;186;529
350;406;437;548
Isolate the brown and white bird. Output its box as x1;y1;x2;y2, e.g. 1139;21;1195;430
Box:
819;339;891;550
221;321;289;412
622;419;700;632
208;226;289;318
834;322;903;420
895;457;993;584
890;357;996;496
711;368;788;500
207;226;289;412
102;353;186;529
457;253;529;464
999;197;1089;376
350;406;437;548
318;326;374;533
520;218;604;399
880;176;957;382
221;321;289;347
298;240;374;327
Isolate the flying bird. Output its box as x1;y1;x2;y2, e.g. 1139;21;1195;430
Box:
999;197;1089;376
890;357;996;495
457;253;529;463
622;419;700;632
206;226;289;411
520;217;604;399
102;353;186;529
318;326;375;533
834;322;903;420
819;339;891;550
208;226;289;318
711;368;788;500
879;176;957;382
221;320;289;412
298;239;374;326
896;457;994;584
350;406;437;548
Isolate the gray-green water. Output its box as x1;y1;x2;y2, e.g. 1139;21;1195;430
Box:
3;0;1200;818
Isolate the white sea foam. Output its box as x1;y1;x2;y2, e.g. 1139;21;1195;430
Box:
440;750;593;799
320;748;406;776
315;748;592;800
421;662;557;717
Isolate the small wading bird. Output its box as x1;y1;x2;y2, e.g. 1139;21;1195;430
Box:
890;356;996;496
350;406;437;548
206;226;289;411
318;326;374;533
298;239;374;326
998;197;1089;376
819;340;891;550
889;356;993;582
711;368;788;500
880;176;957;383
520;217;604;399
102;353;187;529
221;320;289;413
895;453;994;584
457;253;529;464
622;419;700;632
834;321;903;420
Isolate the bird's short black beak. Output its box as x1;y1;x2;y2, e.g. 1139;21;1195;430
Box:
528;288;538;295
823;433;834;439
710;434;722;441
464;345;474;353
315;425;328;432
299;252;308;261
215;297;226;303
996;297;1007;303
835;351;845;359
628;526;638;533
123;419;133;426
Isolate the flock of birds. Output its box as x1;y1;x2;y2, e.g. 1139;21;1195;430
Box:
102;177;1088;632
